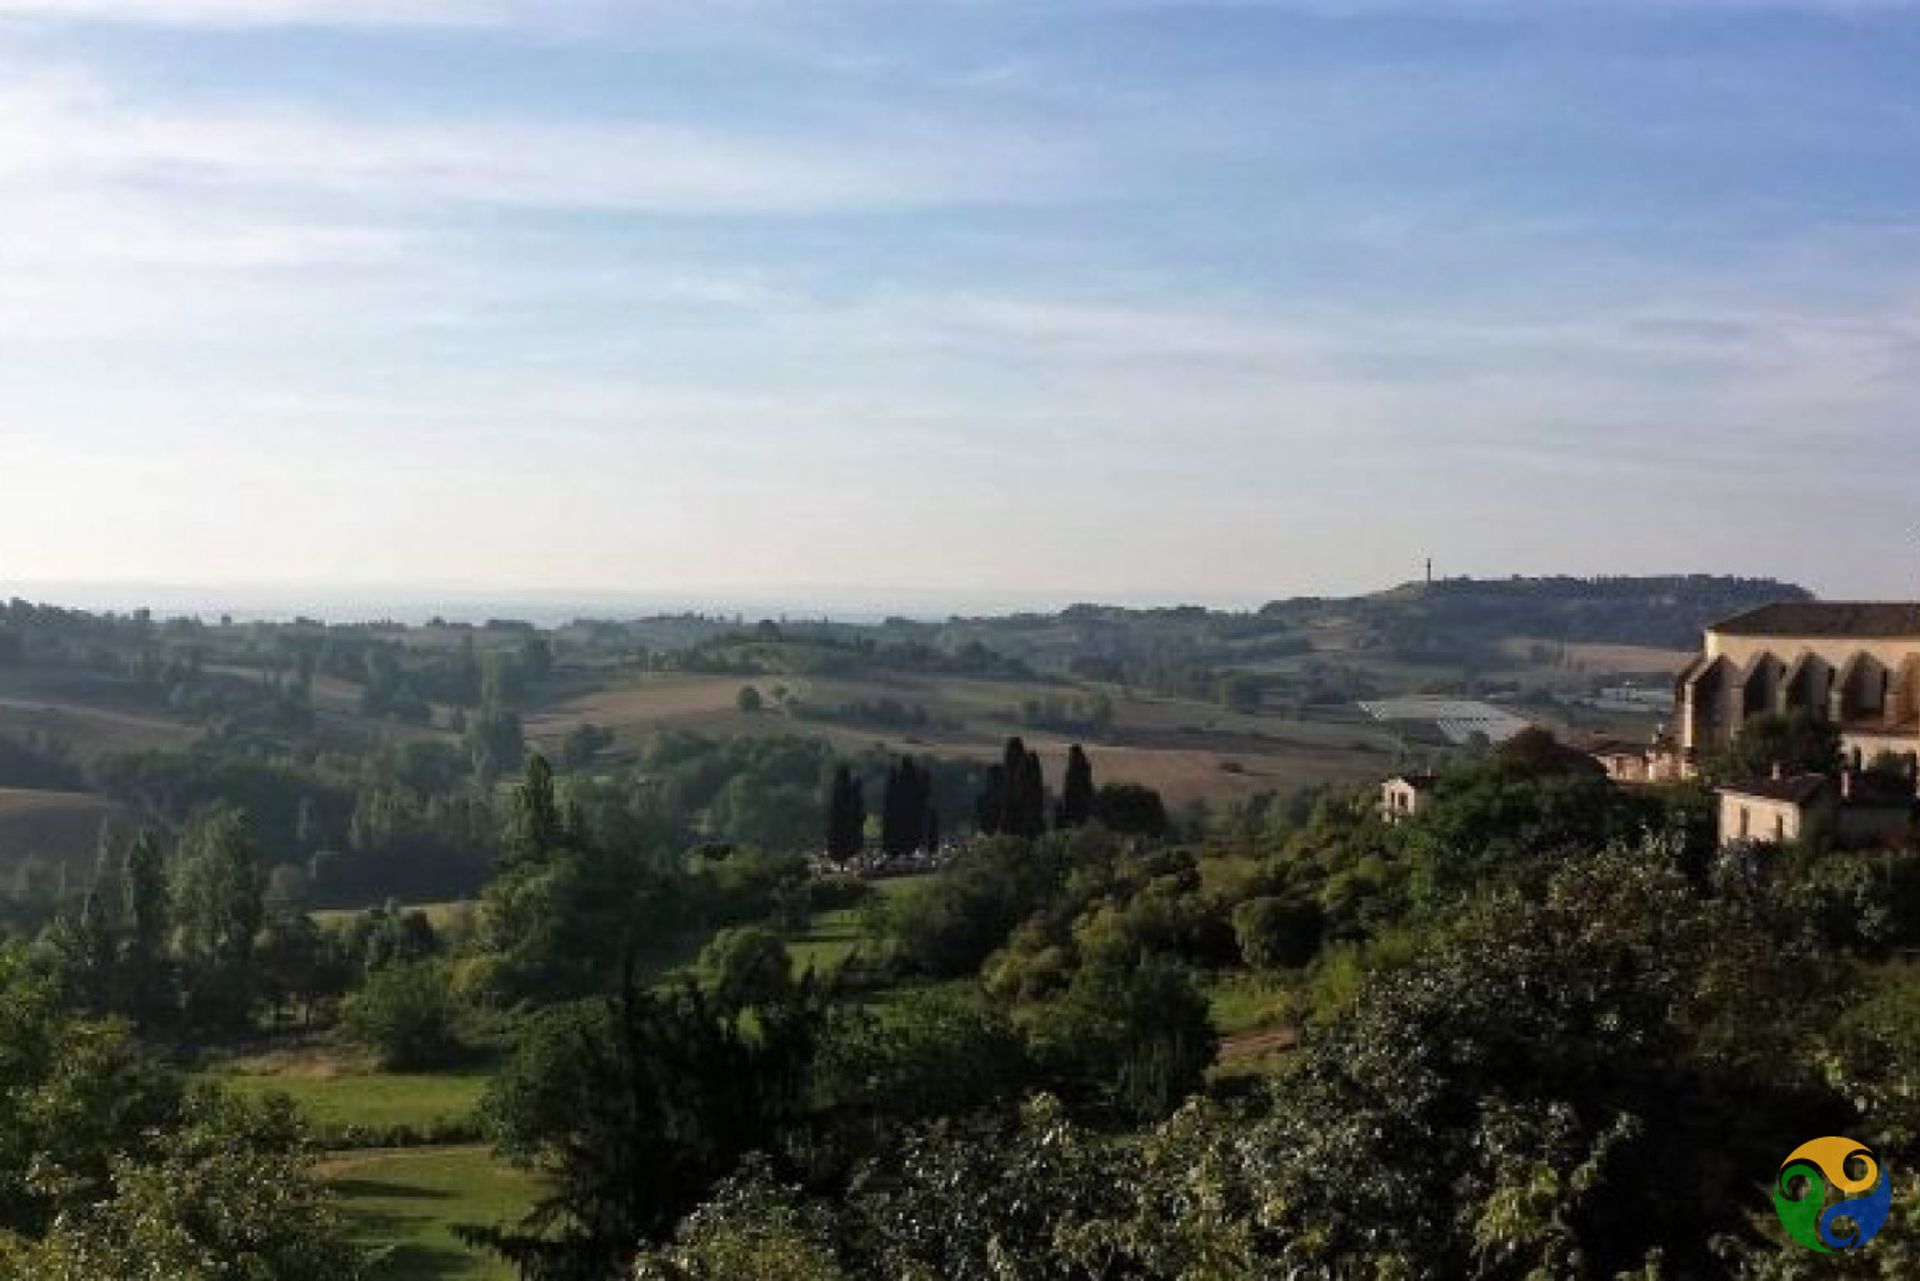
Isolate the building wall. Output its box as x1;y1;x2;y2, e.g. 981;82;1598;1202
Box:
1717;793;1805;846
1380;780;1424;823
1681;630;1920;758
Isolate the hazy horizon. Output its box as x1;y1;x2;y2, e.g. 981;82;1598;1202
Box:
0;562;1871;629
6;2;1920;600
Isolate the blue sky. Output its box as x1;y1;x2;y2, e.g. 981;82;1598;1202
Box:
4;0;1920;611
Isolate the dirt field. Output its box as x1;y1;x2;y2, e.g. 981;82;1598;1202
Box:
527;672;1391;806
1497;637;1694;676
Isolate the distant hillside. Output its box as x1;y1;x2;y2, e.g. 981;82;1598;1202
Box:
1317;575;1810;653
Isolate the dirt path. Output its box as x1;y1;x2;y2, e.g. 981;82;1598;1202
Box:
1219;1024;1299;1062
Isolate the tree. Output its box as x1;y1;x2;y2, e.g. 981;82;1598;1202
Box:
1009;740;1046;838
0;945;182;1238
1033;957;1217;1123
171;806;266;1028
8;1091;368;1281
344;959;465;1070
880;757;932;856
562;722;615;770
1232;895;1324;970
1710;709;1844;782
473;976;825;1277
1092;782;1169;838
1057;744;1094;828
121;829;170;1032
697;926;793;1012
975;764;1006;836
467;703;526;785
1244;841;1846;1276
736;685;764;714
825;766;865;861
482;754;671;1000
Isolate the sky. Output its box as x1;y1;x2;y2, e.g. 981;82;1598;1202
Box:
4;0;1920;614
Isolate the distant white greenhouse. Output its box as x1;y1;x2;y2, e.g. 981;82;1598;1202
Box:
1358;697;1532;745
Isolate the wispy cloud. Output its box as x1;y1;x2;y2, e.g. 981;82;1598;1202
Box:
0;0;511;28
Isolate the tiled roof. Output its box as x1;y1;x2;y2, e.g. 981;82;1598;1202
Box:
1711;601;1920;639
1717;773;1830;805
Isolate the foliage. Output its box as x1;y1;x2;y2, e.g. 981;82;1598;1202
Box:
1709;710;1844;782
0;946;181;1237
474;976;826;1279
344;959;467;1071
1030;956;1217;1124
3;1091;367;1281
1091;782;1169;837
697;926;794;1012
824;766;865;861
1230;894;1324;971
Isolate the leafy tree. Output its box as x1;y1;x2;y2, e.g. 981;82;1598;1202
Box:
1231;895;1324;971
0;946;182;1238
1057;744;1094;828
810;987;1036;1171
473;976;825;1277
344;959;465;1070
1244;841;1846;1276
482;755;672;999
1709;709;1844;782
120;829;170;1033
171;806;267;1028
1091;782;1169;838
7;1091;368;1281
1032;956;1217;1123
466;703;526;785
632;1161;848;1281
255;911;344;1026
561;722;616;771
697;926;794;1013
736;685;765;713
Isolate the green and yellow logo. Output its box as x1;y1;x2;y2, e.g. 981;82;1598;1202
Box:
1773;1137;1891;1252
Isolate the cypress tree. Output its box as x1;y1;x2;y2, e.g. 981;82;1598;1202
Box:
882;757;935;856
1058;744;1095;828
1013;747;1047;838
827;765;866;861
976;764;1007;835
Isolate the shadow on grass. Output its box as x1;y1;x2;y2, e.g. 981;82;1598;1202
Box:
330;1177;456;1202
377;1241;492;1280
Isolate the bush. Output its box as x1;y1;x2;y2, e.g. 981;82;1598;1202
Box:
343;960;465;1071
697;927;793;1012
1232;896;1325;971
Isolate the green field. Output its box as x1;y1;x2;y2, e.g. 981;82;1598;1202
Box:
312;900;478;934
202;1049;534;1281
319;1145;542;1281
210;1064;491;1138
788;875;924;974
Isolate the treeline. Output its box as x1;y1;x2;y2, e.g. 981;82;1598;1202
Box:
670;621;1032;681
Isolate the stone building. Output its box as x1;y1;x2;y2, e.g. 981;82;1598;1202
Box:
1380;771;1437;824
1675;601;1920;772
1717;765;1913;850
